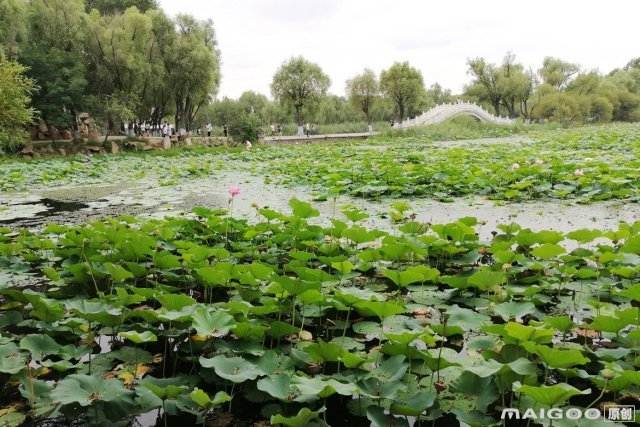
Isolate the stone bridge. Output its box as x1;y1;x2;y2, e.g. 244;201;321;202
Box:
399;100;516;128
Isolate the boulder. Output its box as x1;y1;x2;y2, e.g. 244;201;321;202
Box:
88;129;101;144
62;129;72;140
37;120;48;134
58;148;67;156
163;136;171;150
110;141;120;154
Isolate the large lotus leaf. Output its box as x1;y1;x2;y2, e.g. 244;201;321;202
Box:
523;344;589;369
65;300;122;325
615;284;640;302
444;305;491;330
381;268;424;287
19;334;62;361
199;355;262;383
333;287;381;307
354;300;404;320
197;267;231;287
292;375;357;399
451;408;501;427
189;388;230;409
491;301;536;321
0;343;27;374
304;340;343;363
531;243;566;259
504;322;554;344
118;331;158;344
155;293;196;311
467;269;504;290
51;374;135;406
450;371;499;412
22;291;65;322
389;390;437;416
191;307;236;338
465;357;537;378
514;382;590;406
257;374;297;401
367;405;409;427
103;262;134;283
530;315;574;332
253;350;295;375
271;406;325;427
289;198;320;219
566;228;603;244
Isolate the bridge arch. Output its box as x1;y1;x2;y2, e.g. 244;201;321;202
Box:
399;101;515;128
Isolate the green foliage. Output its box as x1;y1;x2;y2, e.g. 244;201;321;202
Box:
346;68;379;124
271;56;331;126
229;112;263;143
380;61;425;122
0;53;35;153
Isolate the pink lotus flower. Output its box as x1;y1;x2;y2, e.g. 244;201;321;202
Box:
228;185;241;197
512;163;520;170
574;169;585;176
535;159;544;165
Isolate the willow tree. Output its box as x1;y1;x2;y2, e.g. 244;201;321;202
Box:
380;61;425;124
271;56;330;135
165;15;221;131
346;68;378;132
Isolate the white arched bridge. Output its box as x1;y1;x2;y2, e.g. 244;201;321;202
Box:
399;100;515;128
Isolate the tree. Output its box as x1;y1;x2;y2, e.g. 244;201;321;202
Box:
346;68;378;130
0;53;36;152
465;58;502;116
379;61;425;123
0;0;27;60
165;15;221;131
84;0;158;15
539;57;580;90
271;56;330;135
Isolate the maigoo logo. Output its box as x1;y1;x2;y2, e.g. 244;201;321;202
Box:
500;407;635;422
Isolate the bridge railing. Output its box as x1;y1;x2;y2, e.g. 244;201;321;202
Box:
399;100;515;128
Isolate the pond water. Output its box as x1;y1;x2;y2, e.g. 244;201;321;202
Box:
1;167;638;242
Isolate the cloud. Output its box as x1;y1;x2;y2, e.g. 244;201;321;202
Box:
159;0;640;99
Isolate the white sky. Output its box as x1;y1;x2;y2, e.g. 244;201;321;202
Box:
160;0;640;100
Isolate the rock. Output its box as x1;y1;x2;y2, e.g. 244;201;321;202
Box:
142;145;154;151
163;136;171;150
37;120;48;133
86;145;103;154
185;137;192;146
58;148;67;156
88;129;101;144
62;129;72;140
37;132;47;140
110;141;120;154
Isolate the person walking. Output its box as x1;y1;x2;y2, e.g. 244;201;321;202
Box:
162;121;169;137
305;122;310;137
223;124;228;137
206;123;213;137
270;123;275;136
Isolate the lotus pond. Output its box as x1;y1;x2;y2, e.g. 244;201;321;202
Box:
0;124;639;427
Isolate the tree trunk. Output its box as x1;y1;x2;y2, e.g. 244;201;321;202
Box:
397;102;405;123
295;105;304;136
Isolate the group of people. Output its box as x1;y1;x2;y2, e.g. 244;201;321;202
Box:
269;123;283;136
196;123;228;138
304;122;317;137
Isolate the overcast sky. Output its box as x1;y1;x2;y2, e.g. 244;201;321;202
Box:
159;0;639;100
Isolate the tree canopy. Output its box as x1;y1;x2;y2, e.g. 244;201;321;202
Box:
379;61;425;123
271;56;331;130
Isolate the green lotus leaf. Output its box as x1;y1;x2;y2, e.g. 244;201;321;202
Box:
199;355;263;383
514;382;590;407
271;406;326;427
191;307;236;338
118;330;158;344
